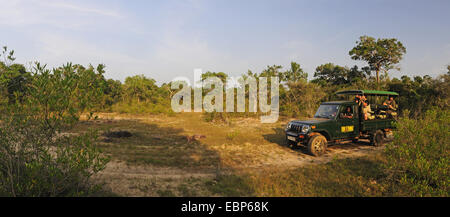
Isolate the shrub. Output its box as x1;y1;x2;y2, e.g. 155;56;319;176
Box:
0;62;109;196
281;81;327;118
0;118;108;196
385;108;449;196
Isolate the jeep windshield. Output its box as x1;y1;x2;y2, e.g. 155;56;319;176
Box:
314;104;340;119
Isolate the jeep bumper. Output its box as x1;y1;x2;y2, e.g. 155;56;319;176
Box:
285;131;309;144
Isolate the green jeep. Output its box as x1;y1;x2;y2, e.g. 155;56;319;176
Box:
285;90;398;156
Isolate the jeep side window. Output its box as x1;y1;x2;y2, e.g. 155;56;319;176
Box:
339;106;353;119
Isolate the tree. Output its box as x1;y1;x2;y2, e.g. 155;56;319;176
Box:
349;36;406;84
283;61;308;82
0;46;15;65
348;65;369;83
0;63;32;103
123;75;158;103
313;63;349;85
257;65;282;81
0;47;31;103
102;79;122;108
201;71;228;84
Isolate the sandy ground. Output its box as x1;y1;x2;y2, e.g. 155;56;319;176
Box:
86;113;386;196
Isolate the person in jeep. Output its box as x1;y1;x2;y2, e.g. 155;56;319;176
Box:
383;96;398;118
340;106;353;119
285;90;399;157
356;95;375;120
354;94;362;106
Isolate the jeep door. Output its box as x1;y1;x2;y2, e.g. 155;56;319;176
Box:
336;105;359;138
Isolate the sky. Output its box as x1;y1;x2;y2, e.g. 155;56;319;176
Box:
1;0;449;83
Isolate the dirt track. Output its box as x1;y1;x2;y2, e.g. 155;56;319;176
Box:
85;113;386;196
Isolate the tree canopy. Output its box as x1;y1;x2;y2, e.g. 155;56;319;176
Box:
283;61;308;82
313;63;349;85
312;63;367;86
349;36;406;84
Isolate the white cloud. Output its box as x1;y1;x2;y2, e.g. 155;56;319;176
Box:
0;0;122;28
42;1;121;18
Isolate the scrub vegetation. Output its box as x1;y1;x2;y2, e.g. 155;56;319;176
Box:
0;36;449;196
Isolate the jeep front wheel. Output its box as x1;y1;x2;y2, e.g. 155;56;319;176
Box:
307;135;327;156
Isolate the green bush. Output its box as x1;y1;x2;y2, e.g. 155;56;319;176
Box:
0;62;109;196
385;108;449;196
281;81;327;118
0;118;108;196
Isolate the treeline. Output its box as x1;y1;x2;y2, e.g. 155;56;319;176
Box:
0;35;449;196
1;36;449;121
198;62;450;120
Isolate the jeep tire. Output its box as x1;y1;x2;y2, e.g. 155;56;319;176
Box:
307;134;327;156
370;130;385;147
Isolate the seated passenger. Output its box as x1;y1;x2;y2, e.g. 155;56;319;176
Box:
383;96;398;118
362;101;375;120
340;106;353;119
377;109;388;119
355;94;362;106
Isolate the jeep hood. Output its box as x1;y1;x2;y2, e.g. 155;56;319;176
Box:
291;118;331;125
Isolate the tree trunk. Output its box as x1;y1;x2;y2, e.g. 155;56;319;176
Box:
376;69;380;84
376;68;380;90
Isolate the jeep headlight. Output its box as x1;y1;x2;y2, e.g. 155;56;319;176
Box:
286;123;292;130
301;125;310;133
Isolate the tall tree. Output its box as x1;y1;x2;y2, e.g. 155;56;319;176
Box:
349;36;406;84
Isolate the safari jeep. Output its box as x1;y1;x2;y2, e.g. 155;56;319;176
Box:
285;90;398;156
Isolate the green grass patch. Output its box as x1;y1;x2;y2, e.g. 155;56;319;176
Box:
205;174;255;197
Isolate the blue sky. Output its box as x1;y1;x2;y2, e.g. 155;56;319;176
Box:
1;0;449;83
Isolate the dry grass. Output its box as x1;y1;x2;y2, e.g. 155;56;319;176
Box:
71;112;388;196
245;154;388;197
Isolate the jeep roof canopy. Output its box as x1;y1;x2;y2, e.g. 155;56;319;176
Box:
335;89;399;96
321;101;355;105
